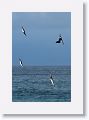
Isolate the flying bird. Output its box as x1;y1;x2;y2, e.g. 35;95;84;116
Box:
19;58;23;67
21;26;27;36
56;34;64;45
49;74;54;86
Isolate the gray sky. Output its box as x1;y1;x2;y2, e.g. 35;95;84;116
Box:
12;12;71;66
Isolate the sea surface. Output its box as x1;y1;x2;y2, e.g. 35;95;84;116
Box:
12;66;71;102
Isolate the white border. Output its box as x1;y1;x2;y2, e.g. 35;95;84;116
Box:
0;0;83;114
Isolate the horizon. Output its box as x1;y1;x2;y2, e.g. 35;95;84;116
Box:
12;64;71;67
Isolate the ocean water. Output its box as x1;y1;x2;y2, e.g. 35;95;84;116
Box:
12;66;71;102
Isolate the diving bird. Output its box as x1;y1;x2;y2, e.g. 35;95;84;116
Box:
19;58;23;67
49;74;54;86
21;26;27;36
56;34;64;44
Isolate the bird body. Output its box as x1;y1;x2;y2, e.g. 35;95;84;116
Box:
56;34;64;44
50;74;54;86
21;26;27;36
19;58;23;67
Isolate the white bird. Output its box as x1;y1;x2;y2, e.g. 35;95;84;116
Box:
50;74;54;86
21;26;27;36
19;58;23;67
